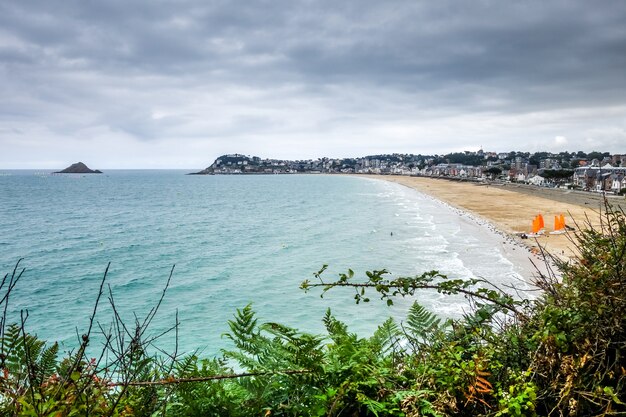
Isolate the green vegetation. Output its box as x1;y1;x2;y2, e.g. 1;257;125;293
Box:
445;152;487;166
541;169;575;183
483;167;503;180
1;204;625;416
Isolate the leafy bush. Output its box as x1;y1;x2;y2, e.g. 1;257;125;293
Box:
1;203;625;415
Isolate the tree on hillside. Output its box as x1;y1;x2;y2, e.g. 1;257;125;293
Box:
529;152;549;167
445;152;484;166
484;167;502;179
542;169;574;184
587;151;610;161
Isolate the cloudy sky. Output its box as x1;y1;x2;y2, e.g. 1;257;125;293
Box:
1;1;625;168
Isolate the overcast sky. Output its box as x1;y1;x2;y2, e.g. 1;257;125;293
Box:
1;1;625;168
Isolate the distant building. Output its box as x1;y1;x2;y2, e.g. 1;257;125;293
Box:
528;175;545;186
540;158;558;169
612;154;626;166
574;165;626;192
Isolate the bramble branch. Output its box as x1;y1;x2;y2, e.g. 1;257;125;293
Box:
117;369;312;387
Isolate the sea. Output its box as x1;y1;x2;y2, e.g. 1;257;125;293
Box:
0;171;534;357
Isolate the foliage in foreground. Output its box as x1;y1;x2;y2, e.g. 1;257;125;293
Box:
1;204;625;416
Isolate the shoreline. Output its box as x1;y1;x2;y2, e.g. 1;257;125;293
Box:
358;175;601;257
355;175;606;283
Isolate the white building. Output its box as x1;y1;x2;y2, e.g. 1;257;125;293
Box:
528;175;545;186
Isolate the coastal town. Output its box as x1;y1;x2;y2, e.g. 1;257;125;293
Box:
194;150;626;195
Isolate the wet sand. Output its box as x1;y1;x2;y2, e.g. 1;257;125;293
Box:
359;175;614;260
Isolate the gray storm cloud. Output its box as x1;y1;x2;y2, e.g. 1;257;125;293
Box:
1;0;625;167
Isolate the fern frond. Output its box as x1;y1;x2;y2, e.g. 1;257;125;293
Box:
2;324;23;372
260;322;299;340
37;341;58;382
464;356;494;408
222;305;276;371
3;325;42;372
404;302;442;347
323;309;348;342
370;317;401;355
1;323;59;389
175;354;199;377
223;304;260;353
24;333;45;362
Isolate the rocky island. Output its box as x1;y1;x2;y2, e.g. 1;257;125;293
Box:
55;162;102;174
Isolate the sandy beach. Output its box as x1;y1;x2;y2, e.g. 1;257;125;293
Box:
361;175;619;261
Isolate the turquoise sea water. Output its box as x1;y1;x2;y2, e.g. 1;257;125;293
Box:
0;171;532;357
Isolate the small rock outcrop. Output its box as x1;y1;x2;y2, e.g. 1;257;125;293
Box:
55;162;102;174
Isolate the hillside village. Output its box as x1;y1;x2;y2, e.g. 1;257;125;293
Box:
193;150;626;194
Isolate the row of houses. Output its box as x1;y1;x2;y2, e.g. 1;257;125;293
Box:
420;163;484;178
573;165;626;193
404;163;626;194
203;154;626;194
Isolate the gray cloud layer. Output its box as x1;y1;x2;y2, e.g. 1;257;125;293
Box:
1;1;625;168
